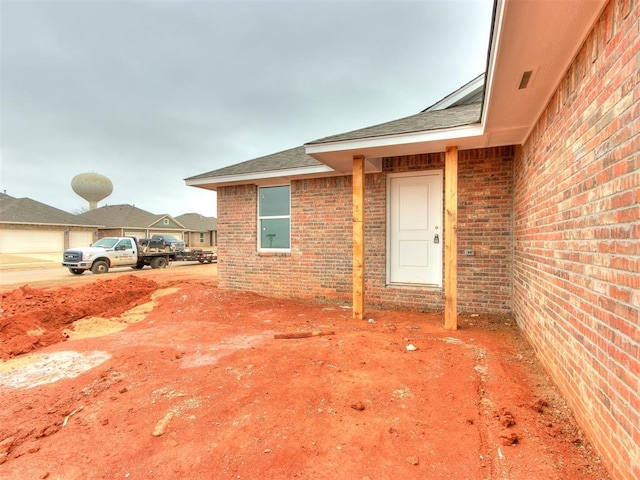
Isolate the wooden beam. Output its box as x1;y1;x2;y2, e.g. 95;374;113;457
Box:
444;146;458;330
353;155;365;321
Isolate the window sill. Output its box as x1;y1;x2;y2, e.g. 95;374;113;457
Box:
258;251;291;257
386;282;442;291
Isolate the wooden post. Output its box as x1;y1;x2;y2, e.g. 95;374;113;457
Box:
353;155;365;321
444;146;458;330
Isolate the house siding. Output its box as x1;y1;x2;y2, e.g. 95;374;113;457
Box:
512;1;639;479
217;146;514;314
151;218;182;229
184;231;217;248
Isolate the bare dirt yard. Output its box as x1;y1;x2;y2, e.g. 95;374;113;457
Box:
0;266;610;479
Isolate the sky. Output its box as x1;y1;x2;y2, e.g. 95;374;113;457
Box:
0;0;493;218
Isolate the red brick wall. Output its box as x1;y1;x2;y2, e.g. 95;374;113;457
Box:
362;147;514;314
217;179;352;300
457;148;514;313
217;146;514;314
512;1;639;478
97;228;123;239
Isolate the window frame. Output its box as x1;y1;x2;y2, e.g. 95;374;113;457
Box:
257;184;291;252
116;238;133;251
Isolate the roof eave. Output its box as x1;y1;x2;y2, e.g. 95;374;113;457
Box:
481;0;607;145
423;74;485;112
185;0;607;185
305;124;484;173
0;221;101;228
185;164;337;190
94;226;188;231
306;0;607;173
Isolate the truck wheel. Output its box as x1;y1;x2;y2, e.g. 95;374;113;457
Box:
151;257;168;269
91;260;109;274
69;268;85;275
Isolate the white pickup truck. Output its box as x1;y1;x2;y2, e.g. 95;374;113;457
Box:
62;236;217;275
62;236;177;275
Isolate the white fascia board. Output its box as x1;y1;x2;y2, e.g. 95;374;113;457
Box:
305;123;484;155
481;0;506;130
426;75;485;112
185;164;336;187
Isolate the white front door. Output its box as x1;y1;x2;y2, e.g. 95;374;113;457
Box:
388;171;443;285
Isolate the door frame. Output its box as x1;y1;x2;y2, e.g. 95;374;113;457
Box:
386;169;443;286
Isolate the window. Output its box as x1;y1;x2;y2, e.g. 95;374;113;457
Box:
163;219;169;225
116;239;133;251
93;238;119;248
258;185;290;250
199;233;205;243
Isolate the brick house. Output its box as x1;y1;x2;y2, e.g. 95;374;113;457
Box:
186;1;638;478
175;213;218;249
0;193;98;253
77;204;187;241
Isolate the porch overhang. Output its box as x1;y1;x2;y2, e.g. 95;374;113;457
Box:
303;0;607;326
304;0;608;170
305;124;484;174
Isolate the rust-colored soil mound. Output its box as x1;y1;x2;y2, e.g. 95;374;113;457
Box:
0;275;158;359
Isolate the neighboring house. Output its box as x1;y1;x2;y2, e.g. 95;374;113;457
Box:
0;193;98;253
186;1;638;478
77;204;187;241
175;213;217;249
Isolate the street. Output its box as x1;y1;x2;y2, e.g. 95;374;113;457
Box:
0;261;215;292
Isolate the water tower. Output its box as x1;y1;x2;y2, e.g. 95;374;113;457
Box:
71;172;113;210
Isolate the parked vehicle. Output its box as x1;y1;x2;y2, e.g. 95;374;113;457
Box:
62;236;215;275
140;234;186;252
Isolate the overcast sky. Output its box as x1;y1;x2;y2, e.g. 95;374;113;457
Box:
1;0;492;218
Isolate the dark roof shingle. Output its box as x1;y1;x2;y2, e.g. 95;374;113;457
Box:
77;204;181;229
185;146;322;181
307;103;482;145
0;194;95;226
186;79;483;182
175;213;217;231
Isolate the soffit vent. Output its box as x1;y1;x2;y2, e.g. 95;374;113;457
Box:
518;70;533;89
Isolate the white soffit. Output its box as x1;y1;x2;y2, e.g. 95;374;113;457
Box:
306;0;606;167
482;0;607;145
306;124;484;173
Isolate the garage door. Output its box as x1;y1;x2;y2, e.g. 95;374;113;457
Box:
0;229;64;254
150;232;184;240
124;230;146;239
69;231;94;248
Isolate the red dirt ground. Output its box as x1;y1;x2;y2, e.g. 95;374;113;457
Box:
0;269;610;479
